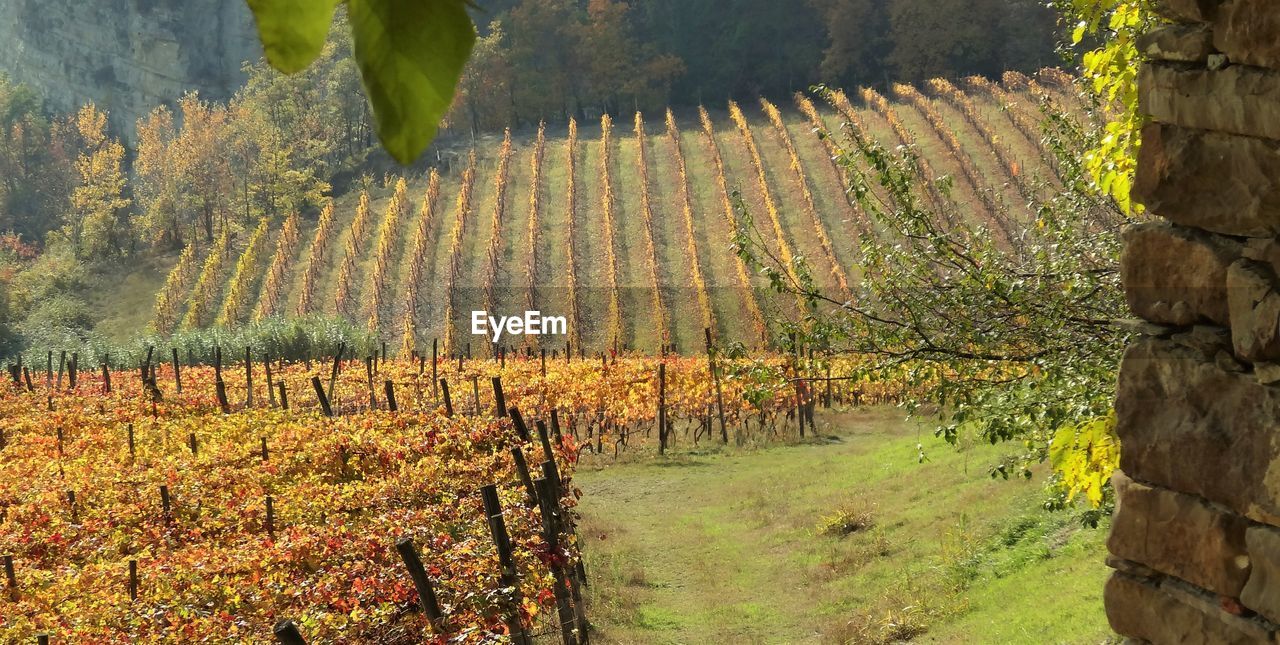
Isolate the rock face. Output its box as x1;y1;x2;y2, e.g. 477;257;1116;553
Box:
0;0;261;139
1113;2;1280;638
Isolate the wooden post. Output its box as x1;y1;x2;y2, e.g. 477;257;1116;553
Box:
365;356;377;409
492;378;507;418
261;437;269;462
4;554;16;597
215;378;230;414
45;351;52;389
384;380;398;412
381;341;387;366
66;490;76;522
327;343;344;406
127;423;135;459
265;495;275;538
37;634;49;645
394;537;446;630
535;420;559;481
825;362;833;408
244;347;253;408
56;350;65;389
172;347;182;393
657;363;667;455
440;379;453;417
273;620;307;645
22;367;32;393
68;352;77;389
278;382;289;410
704;328;727;444
479;485;532;645
188;432;198;456
101;363;111;394
265;357;277;408
508;406;532;442
534;474;578;645
431;339;439;404
471;376;480;417
128;559;138;601
511;447;539;508
311;376;333;417
159;485;172;521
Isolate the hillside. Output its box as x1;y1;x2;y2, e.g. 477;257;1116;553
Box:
114;70;1078;356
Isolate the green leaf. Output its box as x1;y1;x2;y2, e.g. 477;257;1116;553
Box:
246;0;342;74
348;0;476;164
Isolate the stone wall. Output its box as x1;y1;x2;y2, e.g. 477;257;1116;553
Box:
1109;0;1280;640
0;0;261;140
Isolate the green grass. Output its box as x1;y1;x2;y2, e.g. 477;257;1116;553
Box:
574;408;1113;644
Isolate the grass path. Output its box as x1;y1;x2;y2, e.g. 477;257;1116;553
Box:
574;408;1113;644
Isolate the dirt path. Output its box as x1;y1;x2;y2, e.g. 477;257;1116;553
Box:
571;409;1111;644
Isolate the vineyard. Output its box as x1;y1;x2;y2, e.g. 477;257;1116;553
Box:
134;71;1076;357
0;342;902;642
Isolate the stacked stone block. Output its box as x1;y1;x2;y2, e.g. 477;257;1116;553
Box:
1110;0;1280;640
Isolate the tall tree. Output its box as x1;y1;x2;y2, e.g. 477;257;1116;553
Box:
67;104;131;259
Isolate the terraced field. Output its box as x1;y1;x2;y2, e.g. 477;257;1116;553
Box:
143;70;1076;355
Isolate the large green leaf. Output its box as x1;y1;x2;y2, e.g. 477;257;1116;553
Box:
246;0;342;73
348;0;476;164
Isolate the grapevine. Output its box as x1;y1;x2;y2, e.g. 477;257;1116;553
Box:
891;82;1012;243
564;119;582;349
793;93;864;225
399;170;442;356
442;151;479;354
294;201;337;316
216;218;272;328
151;242;200;335
663;109;714;333
632;112;669;346
525;122;546;315
697;106;766;343
253;211;302;322
857;87;951;219
368;178;408;335
181;229;232;329
929;78;1038;205
598;114;624;350
728;101;797;282
334;190;374;320
760;98;851;295
481;129;514;328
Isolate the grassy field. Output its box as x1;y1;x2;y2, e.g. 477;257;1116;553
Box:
574;408;1113;644
96;72;1073;352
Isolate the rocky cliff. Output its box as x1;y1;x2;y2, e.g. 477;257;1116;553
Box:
0;0;262;139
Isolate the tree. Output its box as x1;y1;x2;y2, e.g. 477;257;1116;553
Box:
809;0;890;87
453;20;515;133
66;104;131;259
733;92;1130;523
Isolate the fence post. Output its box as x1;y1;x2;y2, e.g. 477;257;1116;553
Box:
273;620;307;645
394;537;446;631
311;376;333;417
440;379;453;417
492;376;507;418
510;447;539;508
172;348;182;393
535;474;578;645
479;485;533;645
657;363;667;455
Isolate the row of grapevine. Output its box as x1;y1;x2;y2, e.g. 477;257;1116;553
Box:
180;229;232;329
928;78;1038;205
761;97;851;295
728;101;798;279
963;74;1059;178
822;89;903;213
294;201;337;316
525;122;546;314
793;93;862;221
598;114;624;348
891;82;1009;242
399;170;441;356
442;151;479;353
482;129;514;322
252;211;302;322
151;242;200;334
664;109;714;332
632;112;669;345
856;87;950;216
215;218;272;327
698;106;766;342
334;191;374;319
367;179;409;333
564;119;582;348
